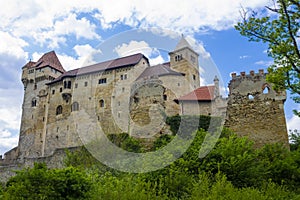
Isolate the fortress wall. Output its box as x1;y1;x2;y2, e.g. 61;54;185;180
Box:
225;70;289;147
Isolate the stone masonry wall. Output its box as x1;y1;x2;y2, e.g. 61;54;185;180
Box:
225;70;289;148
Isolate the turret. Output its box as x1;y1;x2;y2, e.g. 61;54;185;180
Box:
213;75;220;97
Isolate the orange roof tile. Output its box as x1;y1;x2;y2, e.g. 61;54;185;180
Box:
178;86;215;101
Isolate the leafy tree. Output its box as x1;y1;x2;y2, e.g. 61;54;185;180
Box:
235;0;300;116
3;163;92;200
289;129;300;150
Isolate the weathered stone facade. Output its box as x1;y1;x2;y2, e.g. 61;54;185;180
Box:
225;70;288;147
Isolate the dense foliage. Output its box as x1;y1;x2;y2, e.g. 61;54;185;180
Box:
2;128;300;199
1;163;92;200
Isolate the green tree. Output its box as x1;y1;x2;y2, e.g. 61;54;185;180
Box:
235;0;300;116
3;163;92;200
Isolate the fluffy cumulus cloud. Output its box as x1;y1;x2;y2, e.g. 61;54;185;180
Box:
114;40;165;65
287;105;300;132
0;129;19;155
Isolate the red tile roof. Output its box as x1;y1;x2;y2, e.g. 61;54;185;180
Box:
178;85;215;101
22;61;36;69
48;53;149;84
35;51;65;73
23;51;65;73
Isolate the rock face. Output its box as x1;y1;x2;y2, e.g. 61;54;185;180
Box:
225;70;289;148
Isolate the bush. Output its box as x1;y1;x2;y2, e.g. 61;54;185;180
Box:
3;163;92;200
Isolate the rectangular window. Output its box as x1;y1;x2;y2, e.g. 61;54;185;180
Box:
99;78;107;84
193;74;196;80
120;74;127;80
84;81;88;87
75;83;78;88
52;90;55;94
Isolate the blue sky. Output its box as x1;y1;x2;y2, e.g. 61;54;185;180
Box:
0;0;299;155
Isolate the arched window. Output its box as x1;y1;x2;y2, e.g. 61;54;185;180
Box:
263;85;270;94
56;105;63;115
71;102;79;112
31;98;37;107
99;99;105;108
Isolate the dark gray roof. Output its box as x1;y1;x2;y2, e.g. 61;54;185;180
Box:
48;53;149;84
136;63;184;80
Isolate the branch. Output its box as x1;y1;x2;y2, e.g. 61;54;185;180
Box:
281;0;300;73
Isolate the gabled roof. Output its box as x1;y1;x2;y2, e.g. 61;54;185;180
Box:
48;53;149;84
178;85;215;101
174;36;193;51
136;63;184;80
171;36;199;56
22;51;65;73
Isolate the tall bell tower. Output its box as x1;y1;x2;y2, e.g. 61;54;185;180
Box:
169;36;200;89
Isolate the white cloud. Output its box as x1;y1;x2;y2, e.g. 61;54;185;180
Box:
0;129;19;155
114;40;165;65
255;60;273;67
287;115;300;132
287;105;300;132
186;36;211;59
239;55;250;59
0;31;28;59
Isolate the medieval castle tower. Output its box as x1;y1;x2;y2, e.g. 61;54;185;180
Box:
0;37;288;169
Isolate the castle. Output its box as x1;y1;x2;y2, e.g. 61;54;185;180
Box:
0;37;289;175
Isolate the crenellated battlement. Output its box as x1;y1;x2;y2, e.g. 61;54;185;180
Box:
230;69;265;80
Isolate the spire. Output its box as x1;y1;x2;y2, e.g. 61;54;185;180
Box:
213;75;220;97
174;35;193;51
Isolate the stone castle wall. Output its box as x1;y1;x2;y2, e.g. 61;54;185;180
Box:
225;70;288;147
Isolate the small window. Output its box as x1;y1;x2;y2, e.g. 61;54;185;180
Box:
120;75;123;80
193;74;196;80
163;95;167;101
56;105;63;115
64;81;71;89
263;86;269;94
52;90;55;94
60;87;62;92
118;101;120;106
99;99;105;108
84;82;88;87
122;87;125;92
31;99;37;107
248;94;255;100
99;78;107;84
124;74;127;80
75;83;78;88
175;54;182;62
34;84;37;90
71;102;79;112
